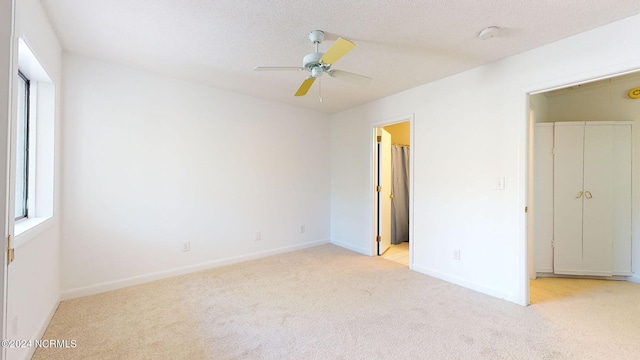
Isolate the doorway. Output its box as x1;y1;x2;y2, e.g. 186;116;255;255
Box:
373;119;412;266
527;71;640;303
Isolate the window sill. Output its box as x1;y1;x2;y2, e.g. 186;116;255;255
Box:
15;217;54;248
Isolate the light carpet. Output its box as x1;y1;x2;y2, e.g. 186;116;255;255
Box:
33;244;640;359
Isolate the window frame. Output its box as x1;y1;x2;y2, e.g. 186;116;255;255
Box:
15;70;30;221
14;38;56;244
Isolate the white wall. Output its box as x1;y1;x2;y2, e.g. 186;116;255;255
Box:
61;54;331;297
330;13;640;304
530;93;550;123
7;0;62;359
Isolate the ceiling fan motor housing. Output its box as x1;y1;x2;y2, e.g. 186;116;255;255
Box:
303;30;329;76
303;52;325;71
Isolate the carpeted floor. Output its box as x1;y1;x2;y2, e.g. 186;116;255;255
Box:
33;244;640;359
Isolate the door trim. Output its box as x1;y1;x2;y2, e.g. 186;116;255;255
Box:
1;1;17;358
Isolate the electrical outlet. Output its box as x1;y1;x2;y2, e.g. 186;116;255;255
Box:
453;249;461;260
182;241;190;252
255;231;261;241
300;225;305;233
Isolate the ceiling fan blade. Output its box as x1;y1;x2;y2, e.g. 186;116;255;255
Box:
254;66;303;71
320;38;355;64
328;69;372;86
295;77;316;96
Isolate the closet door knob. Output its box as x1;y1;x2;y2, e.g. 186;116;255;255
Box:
585;191;593;199
576;191;584;199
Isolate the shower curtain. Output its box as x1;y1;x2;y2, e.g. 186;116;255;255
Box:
391;145;410;244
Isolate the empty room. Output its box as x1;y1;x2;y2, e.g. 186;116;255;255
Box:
1;1;640;359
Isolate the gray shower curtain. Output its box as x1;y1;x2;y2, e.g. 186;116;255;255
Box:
391;145;410;244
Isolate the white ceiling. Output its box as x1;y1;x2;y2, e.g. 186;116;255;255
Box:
40;0;640;114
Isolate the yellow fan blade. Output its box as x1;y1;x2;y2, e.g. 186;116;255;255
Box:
320;37;355;64
295;77;316;96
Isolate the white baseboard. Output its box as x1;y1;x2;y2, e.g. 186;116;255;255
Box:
21;299;59;360
412;263;514;303
330;239;371;256
61;239;329;300
628;275;640;284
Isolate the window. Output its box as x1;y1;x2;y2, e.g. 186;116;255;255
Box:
14;38;55;240
15;72;29;220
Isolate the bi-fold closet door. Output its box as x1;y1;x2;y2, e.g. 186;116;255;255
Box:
535;121;632;277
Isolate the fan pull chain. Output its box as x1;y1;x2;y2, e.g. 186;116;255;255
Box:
319;76;323;103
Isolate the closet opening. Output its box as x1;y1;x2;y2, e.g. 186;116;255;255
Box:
373;119;412;267
528;71;640;304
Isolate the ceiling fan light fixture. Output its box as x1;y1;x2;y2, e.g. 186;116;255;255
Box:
478;26;500;40
311;66;323;78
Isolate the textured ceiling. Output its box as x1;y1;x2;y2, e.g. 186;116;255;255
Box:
40;0;640;113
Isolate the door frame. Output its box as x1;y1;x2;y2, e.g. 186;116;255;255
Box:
521;68;640;305
0;1;16;358
370;114;415;267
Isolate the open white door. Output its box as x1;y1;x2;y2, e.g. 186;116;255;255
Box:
377;128;392;255
1;1;16;358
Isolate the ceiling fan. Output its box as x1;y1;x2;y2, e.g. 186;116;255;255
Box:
254;30;372;97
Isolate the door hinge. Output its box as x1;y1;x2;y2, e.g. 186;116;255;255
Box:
376;236;381;243
376;135;382;143
7;235;14;265
551;147;555;156
376;185;381;192
525;206;528;213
